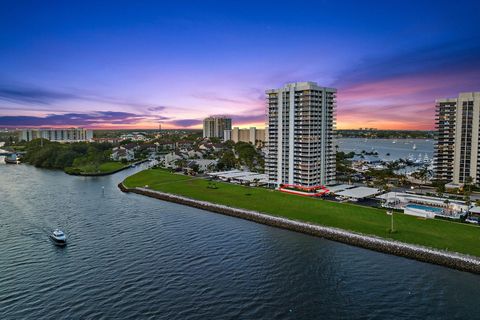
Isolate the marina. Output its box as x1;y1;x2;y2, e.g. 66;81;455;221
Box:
337;138;434;162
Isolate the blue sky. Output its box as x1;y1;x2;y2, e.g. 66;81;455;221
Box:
0;0;479;129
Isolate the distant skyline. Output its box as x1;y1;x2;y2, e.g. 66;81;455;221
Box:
0;1;479;130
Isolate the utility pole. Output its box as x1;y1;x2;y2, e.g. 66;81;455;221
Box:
387;210;394;233
390;210;394;232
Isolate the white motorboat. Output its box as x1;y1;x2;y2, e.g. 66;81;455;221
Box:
4;154;20;164
414;153;423;164
50;229;67;246
423;154;430;163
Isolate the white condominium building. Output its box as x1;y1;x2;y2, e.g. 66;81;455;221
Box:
20;128;94;142
266;82;336;187
434;92;480;185
203;116;232;139
223;129;232;142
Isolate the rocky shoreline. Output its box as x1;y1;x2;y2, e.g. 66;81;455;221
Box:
119;183;480;274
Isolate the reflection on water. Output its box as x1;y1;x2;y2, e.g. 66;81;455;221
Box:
0;163;479;319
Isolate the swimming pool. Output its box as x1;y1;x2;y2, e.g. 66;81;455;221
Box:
405;204;444;213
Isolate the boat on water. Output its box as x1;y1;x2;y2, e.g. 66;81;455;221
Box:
4;154;20;164
50;229;67;246
423;154;430;163
412;144;417;150
414;153;423;165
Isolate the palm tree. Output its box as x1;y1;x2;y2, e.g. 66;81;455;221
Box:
419;166;430;184
411;171;422;192
436;183;445;197
464;176;473;197
412;166;430;193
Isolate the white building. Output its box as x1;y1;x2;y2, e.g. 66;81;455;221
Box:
163;152;183;168
378;192;468;219
265;82;336;187
119;132;149;141
188;159;218;172
111;146;135;161
223;129;232;142
20;128;93;142
203;116;232;139
207;170;269;185
434;92;480;184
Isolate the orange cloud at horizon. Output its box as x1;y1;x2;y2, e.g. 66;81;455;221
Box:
8;68;470;131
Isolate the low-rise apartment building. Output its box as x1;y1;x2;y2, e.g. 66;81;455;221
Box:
20;128;93;143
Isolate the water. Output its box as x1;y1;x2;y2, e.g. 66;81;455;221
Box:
405;204;444;213
1;162;479;319
337;138;434;161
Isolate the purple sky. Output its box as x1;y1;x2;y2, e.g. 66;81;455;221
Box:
0;1;479;130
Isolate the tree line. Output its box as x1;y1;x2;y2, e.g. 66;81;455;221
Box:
217;141;264;172
21;139;113;170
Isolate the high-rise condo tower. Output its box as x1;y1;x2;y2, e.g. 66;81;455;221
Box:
265;82;336;187
434;92;480;185
203;116;232;139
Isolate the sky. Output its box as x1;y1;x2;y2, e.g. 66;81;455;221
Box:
0;0;479;130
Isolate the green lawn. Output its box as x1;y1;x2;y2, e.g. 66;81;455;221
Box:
66;161;129;174
98;162;127;172
124;168;480;257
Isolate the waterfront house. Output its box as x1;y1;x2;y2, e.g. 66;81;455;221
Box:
175;140;194;150
187;159;218;172
164;152;183;168
111;146;135;161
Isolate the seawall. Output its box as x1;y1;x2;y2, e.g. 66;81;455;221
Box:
119;183;480;274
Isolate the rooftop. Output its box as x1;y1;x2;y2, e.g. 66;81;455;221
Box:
336;187;380;199
327;184;356;193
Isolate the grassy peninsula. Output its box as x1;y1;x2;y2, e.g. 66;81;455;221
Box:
123;168;480;257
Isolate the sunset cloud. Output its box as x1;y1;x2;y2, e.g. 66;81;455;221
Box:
0;1;479;129
0;111;169;128
333;39;480;129
164;119;202;128
0;84;163;110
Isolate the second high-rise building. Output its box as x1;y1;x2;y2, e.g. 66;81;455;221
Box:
203;116;232;139
265;82;336;187
434;92;480;185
